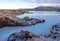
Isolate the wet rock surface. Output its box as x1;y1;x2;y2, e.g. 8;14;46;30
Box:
0;15;45;28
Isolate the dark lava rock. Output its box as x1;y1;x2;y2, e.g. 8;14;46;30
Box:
7;30;39;41
49;23;60;39
23;17;45;25
43;23;60;41
7;30;55;41
7;23;60;41
0;16;45;28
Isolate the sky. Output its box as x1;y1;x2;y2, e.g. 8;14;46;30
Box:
0;0;60;9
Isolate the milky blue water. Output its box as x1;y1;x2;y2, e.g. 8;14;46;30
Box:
0;11;60;41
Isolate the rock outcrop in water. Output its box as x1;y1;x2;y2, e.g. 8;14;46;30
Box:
49;23;60;39
7;23;60;41
44;23;60;41
7;30;39;41
7;30;54;41
0;15;45;28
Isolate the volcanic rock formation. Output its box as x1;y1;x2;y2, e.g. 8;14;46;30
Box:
0;15;45;28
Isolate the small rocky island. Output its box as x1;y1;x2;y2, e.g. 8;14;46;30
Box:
0;14;45;28
7;23;60;41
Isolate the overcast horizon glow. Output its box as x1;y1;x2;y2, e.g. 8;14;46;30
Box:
0;0;60;9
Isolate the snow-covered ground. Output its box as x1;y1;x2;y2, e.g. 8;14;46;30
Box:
0;11;60;41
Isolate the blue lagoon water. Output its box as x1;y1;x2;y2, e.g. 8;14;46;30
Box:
0;11;60;41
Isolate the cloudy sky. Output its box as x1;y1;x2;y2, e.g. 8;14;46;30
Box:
0;0;60;9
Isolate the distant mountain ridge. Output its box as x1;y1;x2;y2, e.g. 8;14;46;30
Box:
26;6;60;11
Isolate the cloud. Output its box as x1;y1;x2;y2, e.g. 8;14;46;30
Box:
28;0;60;4
0;0;37;9
0;0;60;9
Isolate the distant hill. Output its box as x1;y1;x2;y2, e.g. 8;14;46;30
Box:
34;6;60;11
0;6;60;15
25;6;60;11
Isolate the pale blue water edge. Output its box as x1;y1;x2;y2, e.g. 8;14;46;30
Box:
0;11;60;41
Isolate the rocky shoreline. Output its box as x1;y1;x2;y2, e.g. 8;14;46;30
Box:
0;6;60;15
7;23;60;41
0;9;28;15
0;14;45;28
